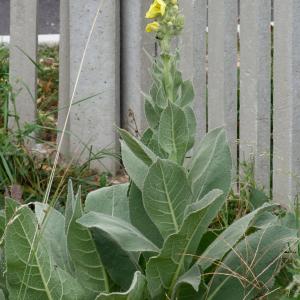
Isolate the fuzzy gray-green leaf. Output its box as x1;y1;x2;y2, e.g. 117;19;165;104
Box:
66;187;109;296
206;226;297;300
150;81;168;109
120;133;156;190
85;183;130;222
145;98;161;130
172;264;201;299
96;271;146;300
118;128;156;166
142;129;168;159
184;105;197;151
77;212;159;253
176;80;195;107
5;197;19;225
158;102;189;164
198;203;279;271
188;128;232;200
5;202;85;300
143;159;193;239
129;183;163;248
0;211;4;240
92;229;139;290
34;202;73;273
146;190;224;299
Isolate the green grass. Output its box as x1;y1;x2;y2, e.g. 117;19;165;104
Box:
0;44;118;209
36;45;59;141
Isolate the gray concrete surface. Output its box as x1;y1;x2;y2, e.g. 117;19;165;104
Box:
64;0;120;173
240;0;271;191
0;0;59;35
9;0;37;133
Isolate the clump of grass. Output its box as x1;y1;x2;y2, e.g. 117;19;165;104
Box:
211;161;270;230
0;44;120;210
0;45;9;128
37;45;59;141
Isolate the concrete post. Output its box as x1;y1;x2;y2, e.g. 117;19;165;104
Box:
273;0;300;206
58;0;120;173
9;0;38;130
207;0;238;168
121;0;155;136
240;0;271;191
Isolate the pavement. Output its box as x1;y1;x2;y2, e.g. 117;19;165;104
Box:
0;0;59;35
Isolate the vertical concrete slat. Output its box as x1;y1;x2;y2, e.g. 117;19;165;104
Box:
57;0;70;156
207;0;238;169
179;0;207;142
121;0;155;135
67;0;120;173
9;0;38;129
273;0;300;206
240;0;271;191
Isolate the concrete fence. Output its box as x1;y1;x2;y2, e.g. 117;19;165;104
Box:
7;0;300;206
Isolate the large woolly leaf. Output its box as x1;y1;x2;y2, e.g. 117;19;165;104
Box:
5;197;19;225
176;80;195;107
5;201;85;299
129;183;163;248
143;159;194;239
85;183;130;222
34;202;72;273
65;186;109;296
0;290;5;300
184;106;197;151
85;183;140;290
163;54;183;102
119;128;157;189
145;98;161;130
65;180;75;232
96;272;146;300
177;283;208;300
84;182;142;290
77;212;159;253
142;128;168;159
121;142;152;191
146;190;224;299
188;128;232;200
172;264;201;300
158;102;189;164
92;229;139;290
206;226;297;300
198;203;279;271
118;128;156;166
150;80;168;109
0;249;7;298
0;210;4;240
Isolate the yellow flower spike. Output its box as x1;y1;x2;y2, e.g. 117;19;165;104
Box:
145;0;166;19
146;21;160;33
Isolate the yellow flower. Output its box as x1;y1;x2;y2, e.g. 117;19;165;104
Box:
145;0;166;19
146;21;160;32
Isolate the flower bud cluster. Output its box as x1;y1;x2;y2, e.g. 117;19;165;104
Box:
145;0;184;53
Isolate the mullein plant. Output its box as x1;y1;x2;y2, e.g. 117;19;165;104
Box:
0;1;298;300
142;0;197;165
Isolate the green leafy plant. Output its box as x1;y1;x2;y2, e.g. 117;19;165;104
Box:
0;1;298;299
272;198;300;300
